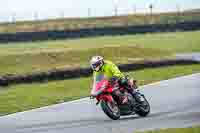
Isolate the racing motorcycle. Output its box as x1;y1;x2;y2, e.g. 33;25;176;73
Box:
90;76;150;120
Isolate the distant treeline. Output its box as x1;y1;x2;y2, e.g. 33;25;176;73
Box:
0;21;200;43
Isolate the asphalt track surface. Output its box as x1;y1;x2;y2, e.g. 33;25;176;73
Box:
176;53;200;62
0;73;200;133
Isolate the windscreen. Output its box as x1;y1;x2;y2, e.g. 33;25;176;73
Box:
95;74;105;83
91;73;108;96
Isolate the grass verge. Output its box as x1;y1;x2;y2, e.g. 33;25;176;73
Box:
0;64;200;116
0;30;200;75
0;45;170;75
136;126;200;133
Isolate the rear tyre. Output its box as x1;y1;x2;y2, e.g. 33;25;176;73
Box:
135;95;150;117
101;100;120;120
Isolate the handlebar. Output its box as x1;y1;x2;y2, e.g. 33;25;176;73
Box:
90;95;95;99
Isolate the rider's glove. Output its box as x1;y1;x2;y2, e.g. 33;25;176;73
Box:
119;76;129;86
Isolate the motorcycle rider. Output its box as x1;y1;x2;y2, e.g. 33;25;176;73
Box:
90;56;144;104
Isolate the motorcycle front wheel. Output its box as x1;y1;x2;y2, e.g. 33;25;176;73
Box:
100;100;120;120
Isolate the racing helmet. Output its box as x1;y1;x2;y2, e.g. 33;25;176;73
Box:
90;56;104;71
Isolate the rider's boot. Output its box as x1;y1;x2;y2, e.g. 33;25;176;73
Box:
119;78;142;104
119;76;145;105
129;89;145;104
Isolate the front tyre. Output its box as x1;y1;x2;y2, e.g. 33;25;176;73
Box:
135;95;150;117
100;100;120;120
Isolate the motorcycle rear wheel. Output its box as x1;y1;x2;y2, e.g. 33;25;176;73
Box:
101;100;120;120
135;95;150;117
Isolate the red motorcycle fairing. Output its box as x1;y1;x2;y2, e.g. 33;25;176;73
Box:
96;94;114;103
91;79;115;103
91;80;113;95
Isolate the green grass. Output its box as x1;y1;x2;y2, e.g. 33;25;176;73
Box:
0;45;170;75
0;10;200;33
1;30;200;53
0;64;200;116
136;126;200;133
0;30;200;75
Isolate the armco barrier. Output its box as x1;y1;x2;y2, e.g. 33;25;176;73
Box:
0;59;199;86
0;21;200;43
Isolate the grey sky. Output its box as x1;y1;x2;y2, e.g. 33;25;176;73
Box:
0;0;200;22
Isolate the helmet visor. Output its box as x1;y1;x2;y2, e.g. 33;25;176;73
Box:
91;61;102;70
